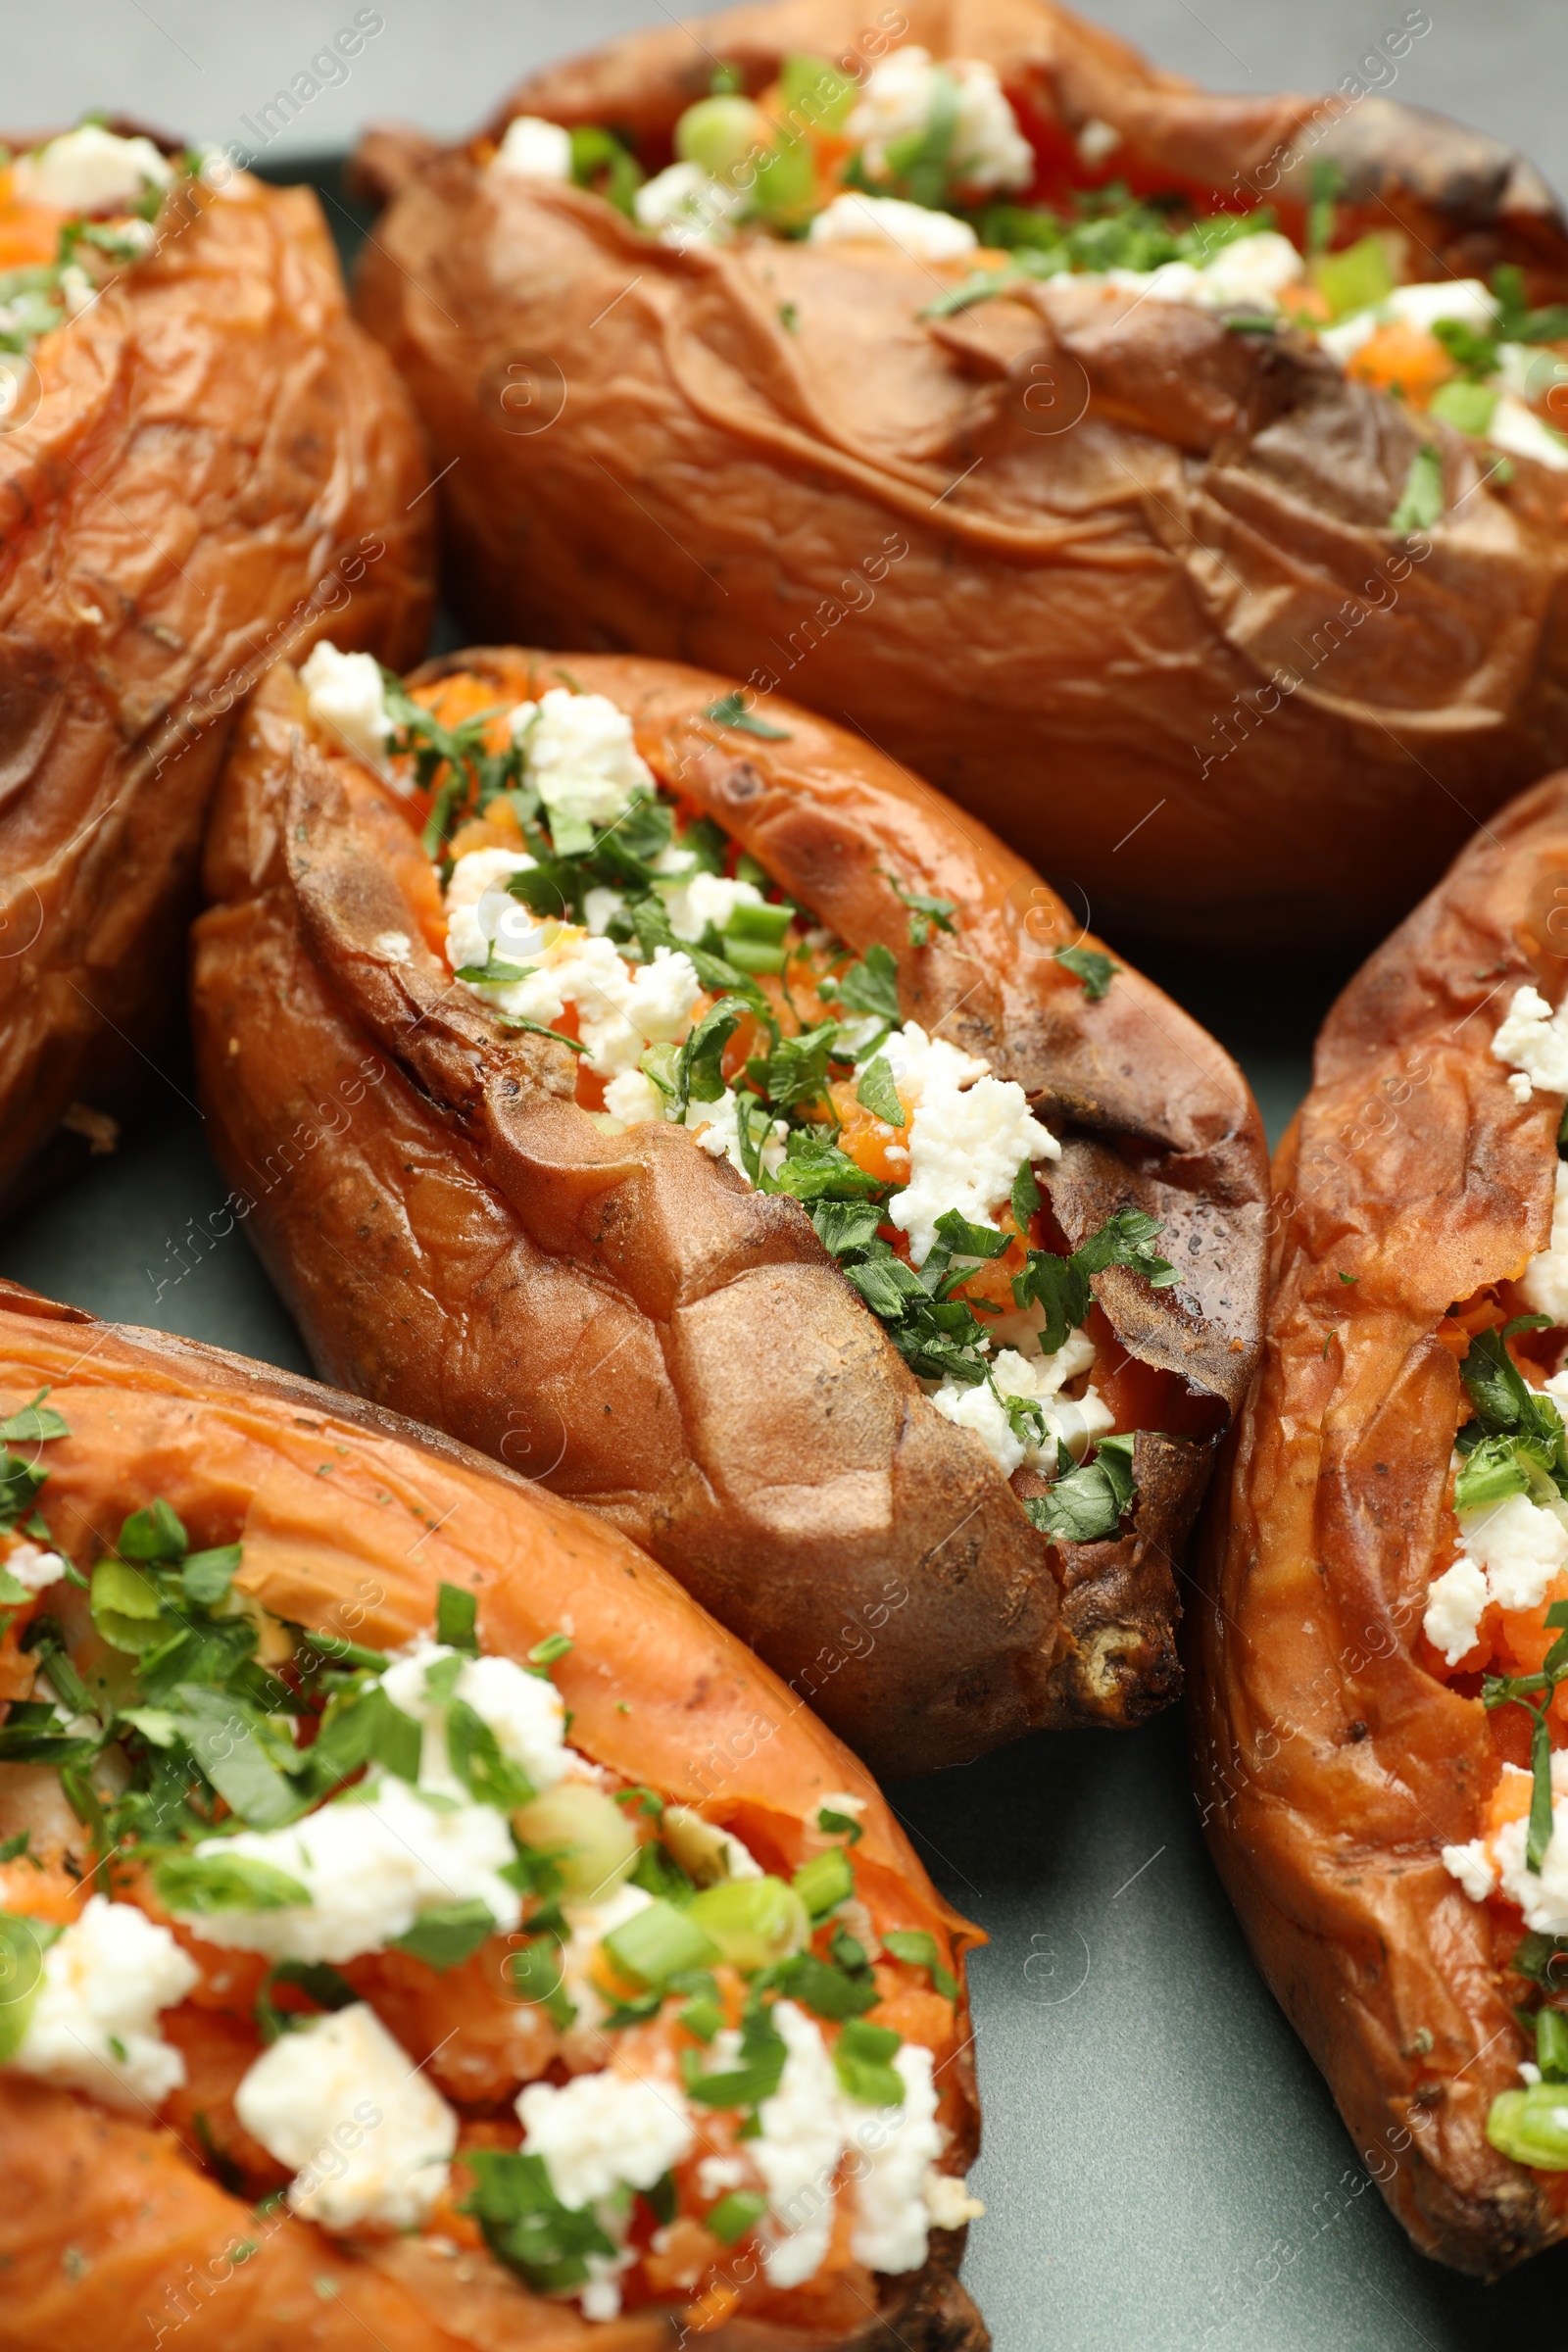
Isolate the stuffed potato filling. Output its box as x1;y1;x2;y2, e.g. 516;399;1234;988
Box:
300;645;1191;1545
0;122;213;357
483;43;1568;497
0;1397;979;2328
1417;986;1568;2170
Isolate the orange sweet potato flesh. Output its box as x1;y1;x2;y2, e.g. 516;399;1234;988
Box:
1189;772;1568;2273
190;648;1266;1774
349;0;1568;965
0;1283;985;2352
0;155;434;1220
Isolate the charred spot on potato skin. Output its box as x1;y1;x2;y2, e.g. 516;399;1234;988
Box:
1346;1720;1369;1742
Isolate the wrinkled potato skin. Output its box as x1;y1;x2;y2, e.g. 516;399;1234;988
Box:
0;1283;985;2352
351;0;1568;962
191;649;1265;1774
1190;776;1568;2273
0;166;434;1217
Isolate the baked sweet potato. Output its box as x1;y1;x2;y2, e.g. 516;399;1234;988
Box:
1188;767;1568;2272
0;1279;985;2348
348;0;1568;962
191;644;1265;1775
0;123;433;1217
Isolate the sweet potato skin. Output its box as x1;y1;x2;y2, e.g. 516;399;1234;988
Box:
351;0;1568;963
0;1285;985;2352
1189;774;1568;2273
191;649;1265;1772
0;166;434;1219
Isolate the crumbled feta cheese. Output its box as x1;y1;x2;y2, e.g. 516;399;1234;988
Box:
1388;278;1498;336
1493;984;1568;1097
371;929;412;964
925;2170;986;2230
662;869;762;945
1076;118;1121;167
847;49;1033;194
235;2001;457;2231
894;1079;1059;1265
1317;309;1382;367
379;1638;570;1800
929;1351;1113;1481
846;2043;944;2274
808;192;979;264
634;160;749;247
517;2067;695;2210
12;1896;197;2111
1480;1755;1568;1933
1489;392;1568;472
512;689;654;840
698;2153;749;2198
1457;1490;1568;1613
300;641;393;765
1442;1836;1497;1904
604;1069;665;1126
1422;1554;1490;1665
59;263;96;318
1520;1159;1568;1326
627;947;703;1041
1511;1072;1539;1102
16;125;173;215
583;885;627;937
754;2001;848;2286
1192;231;1304;312
175;1773;521;1964
685;1086;789;1183
493;116;574;182
870;1021;986;1108
928;1381;1029;1478
2;1539;69;1593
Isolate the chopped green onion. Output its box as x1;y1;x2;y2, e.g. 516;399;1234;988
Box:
707;2189;768;2244
793;1846;854;1920
605;1897;721;1987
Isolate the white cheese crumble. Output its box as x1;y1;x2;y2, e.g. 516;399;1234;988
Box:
12;1895;197;2111
662;868;762;944
1521;1159;1568;1325
876;1020;1058;1266
1446;1756;1568;1933
1457;1489;1568;1614
754;1999;848;2286
925;2170;986;2230
1107;231;1304;318
1441;1836;1497;1904
16;125;173;215
846;48;1034;194
516;2067;695;2210
1488;392;1568;472
634;159;749;247
808;192;979;264
174;1773;521;1964
930;1337;1113;1478
846;2042;945;2274
379;1637;570;1800
511;689;654;842
300;641;393;765
1422;1554;1490;1665
684;1085;789;1182
1493;984;1568;1098
2;1539;70;1593
747;2002;949;2286
234;2001;458;2231
493;116;574;182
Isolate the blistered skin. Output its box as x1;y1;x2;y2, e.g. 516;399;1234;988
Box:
0;161;434;1217
0;1285;984;2352
1190;775;1568;2274
192;649;1265;1773
348;0;1568;962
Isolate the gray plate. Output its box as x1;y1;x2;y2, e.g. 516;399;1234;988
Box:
4;154;1562;2352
